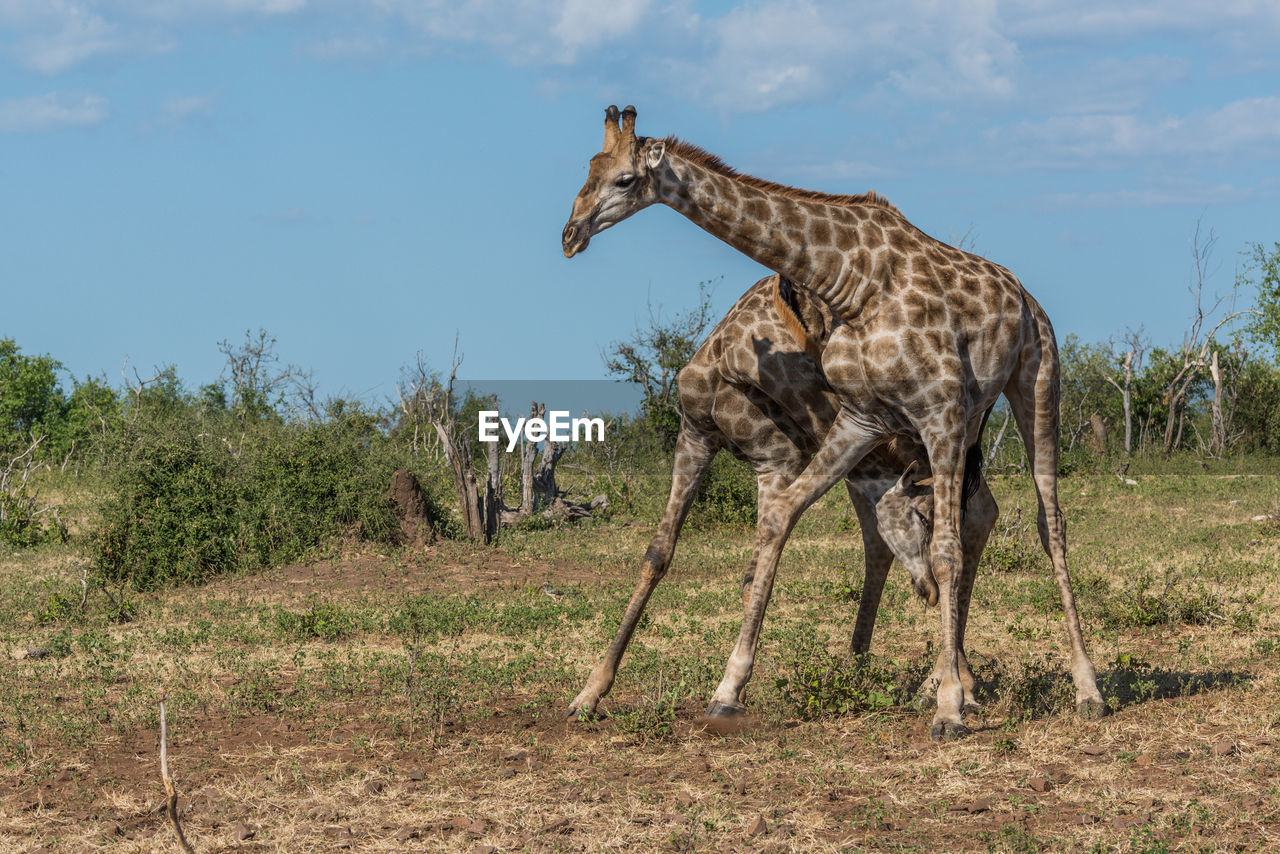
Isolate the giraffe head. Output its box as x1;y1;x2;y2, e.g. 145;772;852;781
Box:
562;104;667;258
874;461;940;607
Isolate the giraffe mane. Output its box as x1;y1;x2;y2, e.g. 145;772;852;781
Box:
662;137;903;217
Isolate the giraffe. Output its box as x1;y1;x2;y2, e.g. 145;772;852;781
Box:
562;106;1106;738
565;273;997;721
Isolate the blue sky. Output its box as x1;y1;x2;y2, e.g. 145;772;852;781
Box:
2;1;1278;404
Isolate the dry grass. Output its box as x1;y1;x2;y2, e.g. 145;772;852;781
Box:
2;472;1279;852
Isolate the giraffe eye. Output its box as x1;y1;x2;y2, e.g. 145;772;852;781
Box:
615;174;635;188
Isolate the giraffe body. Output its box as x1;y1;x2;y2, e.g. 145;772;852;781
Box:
565;275;995;721
563;107;1105;736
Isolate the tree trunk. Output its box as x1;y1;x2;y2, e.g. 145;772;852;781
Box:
434;422;485;541
1209;349;1227;455
1121;384;1132;456
484;440;501;542
987;408;1012;465
1089;413;1107;455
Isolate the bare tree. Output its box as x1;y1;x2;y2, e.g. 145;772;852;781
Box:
1104;329;1147;457
121;359;164;423
432;336;490;541
217;329;315;425
1160;221;1255;454
395;351;447;459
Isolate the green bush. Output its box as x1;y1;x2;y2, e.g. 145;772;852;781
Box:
275;602;359;641
691;453;757;525
1093;571;1256;631
1;486;64;550
90;408;406;590
773;630;915;719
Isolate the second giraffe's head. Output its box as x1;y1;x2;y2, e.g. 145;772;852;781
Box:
562;104;667;258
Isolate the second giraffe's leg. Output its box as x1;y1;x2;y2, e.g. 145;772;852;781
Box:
1007;372;1107;717
706;411;883;717
847;484;893;656
918;413;972;741
923;477;997;709
731;470;794;706
565;424;720;719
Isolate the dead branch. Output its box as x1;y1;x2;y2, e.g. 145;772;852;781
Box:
1160;221;1260;453
158;692;197;854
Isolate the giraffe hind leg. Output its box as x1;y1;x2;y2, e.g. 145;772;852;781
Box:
1006;358;1107;719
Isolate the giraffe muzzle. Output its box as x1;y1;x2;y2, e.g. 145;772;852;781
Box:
562;220;591;258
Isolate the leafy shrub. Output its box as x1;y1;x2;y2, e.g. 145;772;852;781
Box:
1094;571;1256;630
90;425;241;589
275;602;359;641
773;630;915;719
980;504;1041;573
1;487;63;550
34;589;78;625
90;407;405;590
691;453;757;525
610;683;681;742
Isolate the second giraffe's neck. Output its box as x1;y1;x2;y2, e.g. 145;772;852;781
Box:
652;145;894;312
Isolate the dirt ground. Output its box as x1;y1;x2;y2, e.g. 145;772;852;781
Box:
3;474;1280;852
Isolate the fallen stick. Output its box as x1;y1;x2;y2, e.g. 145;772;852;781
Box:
159;692;197;853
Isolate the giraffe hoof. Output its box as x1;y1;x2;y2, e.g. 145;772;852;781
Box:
704;701;746;719
929;721;972;742
564;702;601;722
962;700;983;715
1076;699;1109;720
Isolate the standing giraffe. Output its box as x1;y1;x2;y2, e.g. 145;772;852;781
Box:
562;106;1105;738
565;274;997;721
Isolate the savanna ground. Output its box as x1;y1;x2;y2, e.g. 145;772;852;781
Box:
3;469;1280;853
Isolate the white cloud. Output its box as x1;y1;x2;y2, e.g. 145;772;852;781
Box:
0;0;127;72
166;94;212;119
661;0;1020;112
552;0;651;60
0;91;108;132
117;0;307;20
0;0;301;73
996;95;1280;164
1004;0;1280;41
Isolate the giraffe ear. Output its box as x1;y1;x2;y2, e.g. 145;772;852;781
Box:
645;140;665;169
913;476;934;488
893;459;919;492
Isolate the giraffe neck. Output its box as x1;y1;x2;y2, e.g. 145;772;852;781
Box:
652;148;895;313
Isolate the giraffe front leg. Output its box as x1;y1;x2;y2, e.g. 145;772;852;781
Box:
566;425;718;720
706;412;882;719
921;478;995;712
919;424;972;741
847;484;892;657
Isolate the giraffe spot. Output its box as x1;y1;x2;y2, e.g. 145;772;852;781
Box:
827;207;852;227
811;217;833;245
738;220;764;244
867;337;898;364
